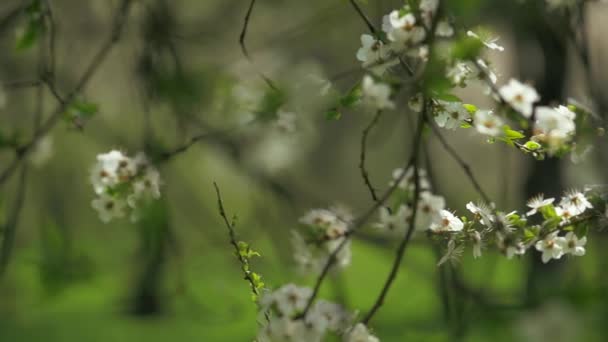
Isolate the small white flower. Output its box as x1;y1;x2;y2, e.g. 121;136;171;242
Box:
472;231;483;259
307;300;352;333
374;205;408;234
526;194;555;216
91;193;127;223
356;34;395;74
434;100;470;130
128;167;162;207
446;61;475;86
497;233;526;259
429;210;464;232
361;75;395;110
389;167;430;191
343;323;380;342
436;20;454;37
466;201;494;227
272;284;313;317
275;109;297;133
533;105;576;151
474;110;504;136
382;11;425;48
90;150;124;194
408;93;424;113
559;190;593;216
559;232;586;256
416;191;445;230
258;315;324;342
499;79;540;118
28;136;53;167
535;231;566;263
466;30;505;51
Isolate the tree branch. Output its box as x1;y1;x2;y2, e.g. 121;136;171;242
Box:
425;112;492;204
0;0;134;186
239;0;257;60
359;110;383;203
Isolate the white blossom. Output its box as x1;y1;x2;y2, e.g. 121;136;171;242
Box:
526;194;555;216
275;109;297;133
28;136;53;167
374;205;408;234
436;20;454;37
356;34;396;74
499;79;540;118
429;210;464;232
91;193;127;223
307;300;352;333
533;105;576;151
559;190;593;216
416;191;446;230
434;100;470;130
497;233;526;259
382;11;425;49
343;323;380;342
535;231;566;263
361;75;395;110
472;231;483;259
389;167;430;191
466;30;505;51
474;110;504;137
466;201;494;227
559;232;586;257
258;316;324;342
408;93;424;113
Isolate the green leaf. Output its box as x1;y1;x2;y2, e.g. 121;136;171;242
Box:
463;104;478;114
451;35;484;60
15;20;42;51
433;93;462;102
524;140;541;151
254;86;286;121
503;127;525;140
325;108;341;121
339;83;362;108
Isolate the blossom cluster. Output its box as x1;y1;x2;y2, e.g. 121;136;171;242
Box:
90;150;161;223
375;167;463;234
256;284;379;342
292;207;352;273
430;189;598;265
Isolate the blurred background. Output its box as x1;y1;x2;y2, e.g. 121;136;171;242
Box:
1;0;608;341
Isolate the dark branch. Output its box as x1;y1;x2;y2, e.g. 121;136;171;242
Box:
361;99;427;324
0;166;28;277
0;0;134;186
359;110;383;203
425;112;492;204
239;0;257;60
348;0;377;36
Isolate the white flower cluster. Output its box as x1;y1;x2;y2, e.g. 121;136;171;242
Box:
361;75;394;110
292;208;352;273
90;150;161;223
435;190;594;263
257;284;378;342
356;0;444;75
375;167;463;234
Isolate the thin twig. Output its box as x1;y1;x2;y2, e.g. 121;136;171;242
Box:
239;0;257;60
348;0;377;36
0;165;28;276
0;0;134;186
426;112;491;204
213;182;269;321
361;99;426;324
359;110;383;203
298;108;426;320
